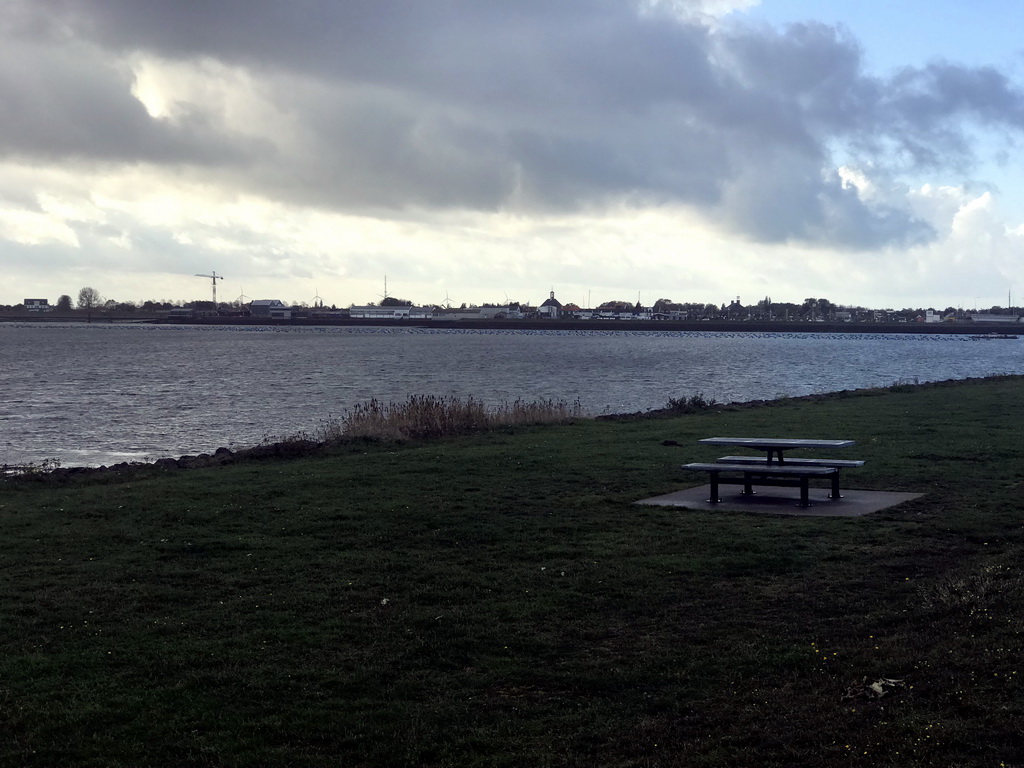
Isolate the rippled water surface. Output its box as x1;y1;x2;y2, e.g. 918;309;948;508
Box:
2;323;1021;467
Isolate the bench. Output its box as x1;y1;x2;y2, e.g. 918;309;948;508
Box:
715;455;865;500
681;462;839;508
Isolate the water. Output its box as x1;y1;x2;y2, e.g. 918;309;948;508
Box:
1;323;1020;468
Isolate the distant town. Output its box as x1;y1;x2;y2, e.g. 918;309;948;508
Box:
5;287;1023;326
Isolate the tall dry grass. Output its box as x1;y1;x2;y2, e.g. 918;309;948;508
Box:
318;395;583;442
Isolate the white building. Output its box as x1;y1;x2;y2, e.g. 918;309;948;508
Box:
349;304;415;320
538;291;562;318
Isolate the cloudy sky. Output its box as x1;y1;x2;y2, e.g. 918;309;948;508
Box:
2;0;1024;310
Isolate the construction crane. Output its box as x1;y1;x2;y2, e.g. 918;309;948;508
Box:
195;270;224;312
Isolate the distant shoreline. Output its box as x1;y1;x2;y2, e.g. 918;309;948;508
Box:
2;314;1021;335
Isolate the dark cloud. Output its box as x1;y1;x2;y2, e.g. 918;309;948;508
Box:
4;1;1023;250
871;62;1024;170
0;34;268;165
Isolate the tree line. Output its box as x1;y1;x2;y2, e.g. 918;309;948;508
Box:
4;287;245;313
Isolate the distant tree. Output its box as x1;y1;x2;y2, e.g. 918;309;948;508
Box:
653;298;684;314
55;294;73;311
773;302;800;320
800;297;834;320
380;296;412;306
77;287;102;310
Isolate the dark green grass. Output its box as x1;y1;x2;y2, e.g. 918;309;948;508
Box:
3;378;1024;766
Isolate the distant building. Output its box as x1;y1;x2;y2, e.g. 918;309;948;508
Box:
583;300;653;320
24;299;50;312
970;313;1021;324
502;303;526;319
431;306;508;321
310;307;350;319
250;299;289;318
349;304;414;320
538;291;562;319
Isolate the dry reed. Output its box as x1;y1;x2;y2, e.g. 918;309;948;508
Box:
318;395;583;442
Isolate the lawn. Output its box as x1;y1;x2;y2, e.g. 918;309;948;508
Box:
2;377;1024;767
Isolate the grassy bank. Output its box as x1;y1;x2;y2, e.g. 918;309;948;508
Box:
2;378;1024;767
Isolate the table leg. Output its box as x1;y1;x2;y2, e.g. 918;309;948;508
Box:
830;474;841;499
798;477;811;507
708;471;721;503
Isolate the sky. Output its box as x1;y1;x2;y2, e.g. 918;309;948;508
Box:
2;0;1024;311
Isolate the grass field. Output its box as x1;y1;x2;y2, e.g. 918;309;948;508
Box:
2;377;1024;767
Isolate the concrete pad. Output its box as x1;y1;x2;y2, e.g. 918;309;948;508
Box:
636;485;923;517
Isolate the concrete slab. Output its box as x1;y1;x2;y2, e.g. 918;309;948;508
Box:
636;485;923;517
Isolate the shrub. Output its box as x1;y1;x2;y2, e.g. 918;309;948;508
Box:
887;376;920;393
665;392;718;413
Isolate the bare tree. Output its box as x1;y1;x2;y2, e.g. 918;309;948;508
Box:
77;287;102;310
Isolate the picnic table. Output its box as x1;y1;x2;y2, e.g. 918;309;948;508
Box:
682;437;863;507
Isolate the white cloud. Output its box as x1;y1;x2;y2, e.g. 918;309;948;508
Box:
950;191;995;238
640;0;761;23
0;207;79;247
